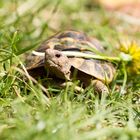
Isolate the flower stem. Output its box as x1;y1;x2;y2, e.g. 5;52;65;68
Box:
32;50;121;62
120;62;127;94
62;51;121;62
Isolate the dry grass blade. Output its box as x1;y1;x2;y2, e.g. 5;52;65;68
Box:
14;66;50;104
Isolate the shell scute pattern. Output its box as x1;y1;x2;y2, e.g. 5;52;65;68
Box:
38;30;104;52
27;30;116;83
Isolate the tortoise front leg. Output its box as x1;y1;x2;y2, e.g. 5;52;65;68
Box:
91;80;109;94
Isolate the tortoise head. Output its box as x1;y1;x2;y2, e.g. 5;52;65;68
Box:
45;49;71;80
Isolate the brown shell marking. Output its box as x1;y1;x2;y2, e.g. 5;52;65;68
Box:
37;30;104;52
69;57;115;83
26;55;44;70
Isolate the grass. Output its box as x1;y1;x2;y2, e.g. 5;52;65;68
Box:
0;0;140;140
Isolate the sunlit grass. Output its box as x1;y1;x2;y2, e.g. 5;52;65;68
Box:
0;0;140;140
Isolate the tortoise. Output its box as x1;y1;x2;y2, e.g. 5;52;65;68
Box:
26;30;116;93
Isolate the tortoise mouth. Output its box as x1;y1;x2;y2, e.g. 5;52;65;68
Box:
45;60;71;80
46;59;60;68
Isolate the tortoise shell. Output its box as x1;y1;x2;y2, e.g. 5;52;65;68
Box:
26;30;115;83
38;30;104;52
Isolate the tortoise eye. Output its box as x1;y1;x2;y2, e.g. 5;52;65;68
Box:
55;53;61;58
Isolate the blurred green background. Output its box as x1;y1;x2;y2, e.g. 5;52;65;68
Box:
0;1;140;140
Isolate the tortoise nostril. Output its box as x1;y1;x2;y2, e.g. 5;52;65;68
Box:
55;53;61;58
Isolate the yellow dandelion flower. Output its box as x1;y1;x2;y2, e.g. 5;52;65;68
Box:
119;42;140;74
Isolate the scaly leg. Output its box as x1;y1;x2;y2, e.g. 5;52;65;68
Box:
91;80;109;94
